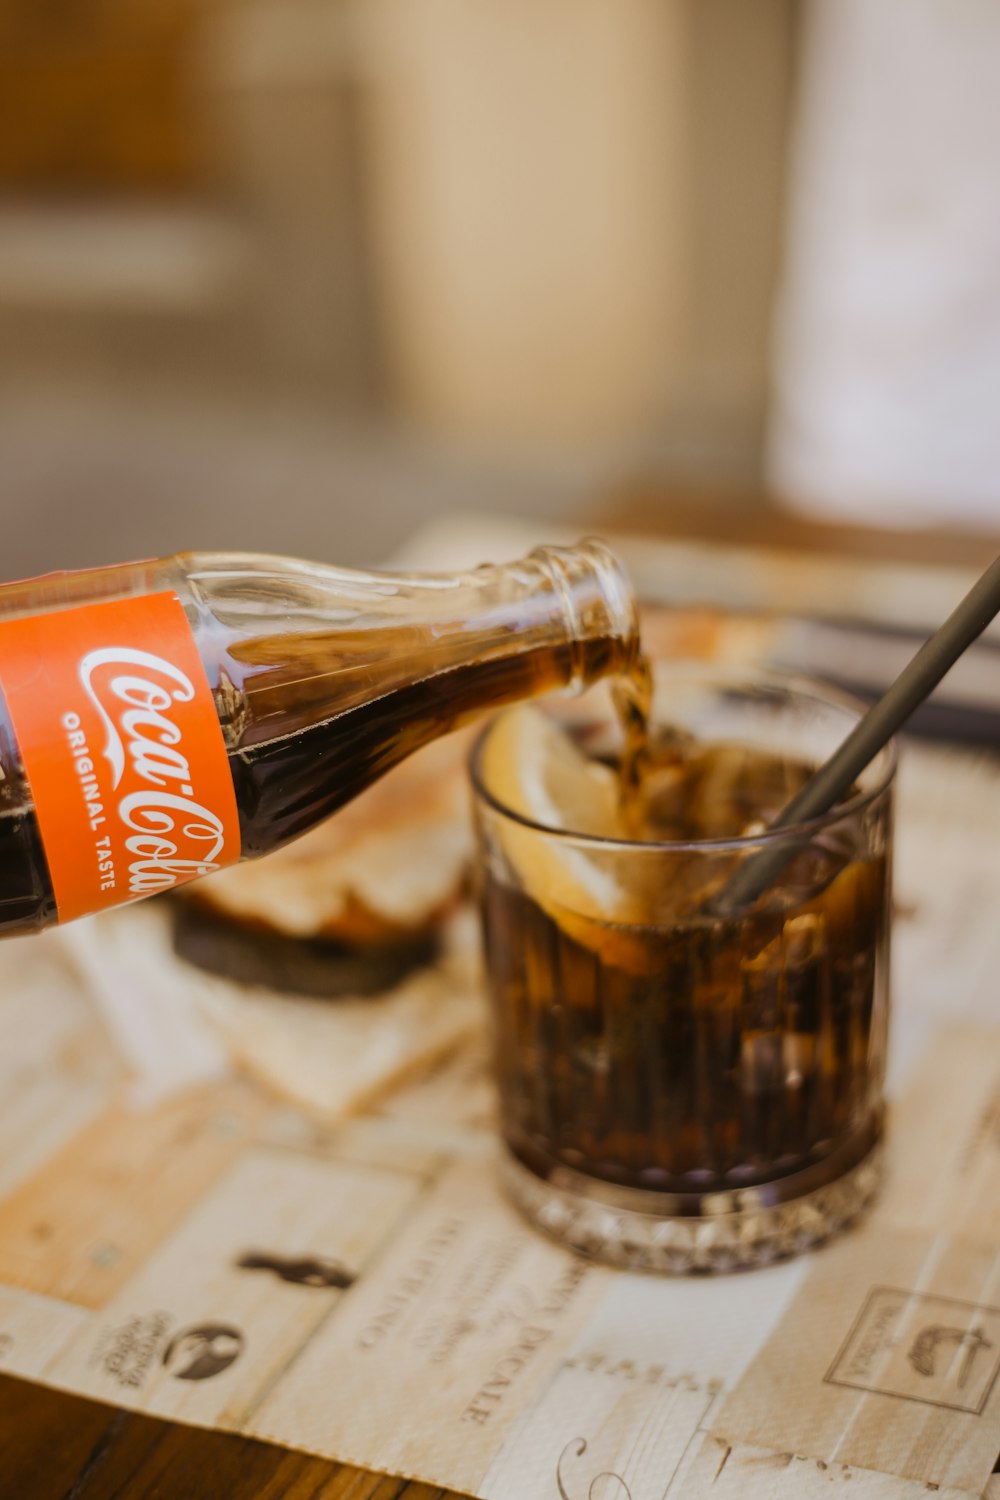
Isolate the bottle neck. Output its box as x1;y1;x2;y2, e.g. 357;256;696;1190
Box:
526;540;640;694
183;539;640;749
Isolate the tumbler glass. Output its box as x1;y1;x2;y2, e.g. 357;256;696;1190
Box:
471;665;894;1273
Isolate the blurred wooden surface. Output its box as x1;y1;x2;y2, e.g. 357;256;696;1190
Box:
597;484;1000;571
0;1372;468;1499
0;0;200;190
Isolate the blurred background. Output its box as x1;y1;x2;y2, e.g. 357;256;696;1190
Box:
1;0;998;576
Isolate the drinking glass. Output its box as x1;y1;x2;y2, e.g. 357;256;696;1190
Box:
471;665;895;1273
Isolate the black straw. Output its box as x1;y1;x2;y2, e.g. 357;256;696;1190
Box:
715;553;1000;915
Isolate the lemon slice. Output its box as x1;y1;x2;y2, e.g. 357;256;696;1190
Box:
479;706;656;972
480;704;627;840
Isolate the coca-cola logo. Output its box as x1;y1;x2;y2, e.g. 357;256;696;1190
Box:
79;647;228;897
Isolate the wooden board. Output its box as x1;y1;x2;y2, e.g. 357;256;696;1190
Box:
0;1372;468;1500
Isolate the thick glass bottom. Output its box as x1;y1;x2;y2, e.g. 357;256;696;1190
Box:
500;1121;883;1274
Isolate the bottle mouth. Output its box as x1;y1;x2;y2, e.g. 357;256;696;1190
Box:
581;537;641;657
529;538;640;691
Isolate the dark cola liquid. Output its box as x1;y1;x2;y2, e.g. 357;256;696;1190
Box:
0;697;54;933
226;638;618;859
0;633;624;936
483;733;889;1199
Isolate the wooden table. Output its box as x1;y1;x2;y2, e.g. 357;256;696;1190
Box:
590;483;1000;573
0;1372;468;1498
3;494;998;1499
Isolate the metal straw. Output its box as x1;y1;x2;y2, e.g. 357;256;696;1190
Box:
714;553;1000;916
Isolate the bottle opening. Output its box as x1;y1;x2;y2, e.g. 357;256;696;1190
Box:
528;539;640;693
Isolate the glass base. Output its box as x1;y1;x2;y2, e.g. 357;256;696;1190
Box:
500;1131;883;1274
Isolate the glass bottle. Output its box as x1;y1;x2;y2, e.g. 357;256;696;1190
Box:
0;541;638;936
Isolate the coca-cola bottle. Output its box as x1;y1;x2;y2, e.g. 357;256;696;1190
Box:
0;541;639;936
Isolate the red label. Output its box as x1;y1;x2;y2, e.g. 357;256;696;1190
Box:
0;592;240;923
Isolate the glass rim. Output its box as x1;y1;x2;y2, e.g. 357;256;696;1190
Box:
469;662;897;854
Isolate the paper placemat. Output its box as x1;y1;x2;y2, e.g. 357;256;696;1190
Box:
0;745;998;1497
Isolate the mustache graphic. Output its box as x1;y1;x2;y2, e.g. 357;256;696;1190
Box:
235;1250;356;1290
